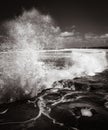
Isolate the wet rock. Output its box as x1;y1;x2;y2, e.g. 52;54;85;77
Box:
0;70;108;129
0;99;39;123
49;94;108;130
52;79;75;90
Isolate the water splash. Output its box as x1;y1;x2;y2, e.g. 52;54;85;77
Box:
0;9;61;102
3;8;61;50
0;9;108;103
70;49;108;76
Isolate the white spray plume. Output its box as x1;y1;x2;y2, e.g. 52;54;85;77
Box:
4;8;61;50
0;9;108;103
70;49;108;76
0;9;61;102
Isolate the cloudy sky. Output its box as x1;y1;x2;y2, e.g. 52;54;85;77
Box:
0;0;108;48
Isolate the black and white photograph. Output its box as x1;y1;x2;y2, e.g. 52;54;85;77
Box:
0;0;108;130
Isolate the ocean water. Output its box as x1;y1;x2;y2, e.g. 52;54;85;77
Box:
0;49;108;103
0;49;108;130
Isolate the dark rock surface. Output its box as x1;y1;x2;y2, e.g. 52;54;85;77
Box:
0;70;108;130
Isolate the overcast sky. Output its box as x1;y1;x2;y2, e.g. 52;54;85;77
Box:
0;0;108;34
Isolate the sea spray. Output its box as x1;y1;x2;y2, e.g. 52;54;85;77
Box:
70;49;108;76
38;49;108;87
0;9;108;103
3;9;61;50
0;9;61;103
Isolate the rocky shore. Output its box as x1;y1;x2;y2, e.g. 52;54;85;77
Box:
0;70;108;130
